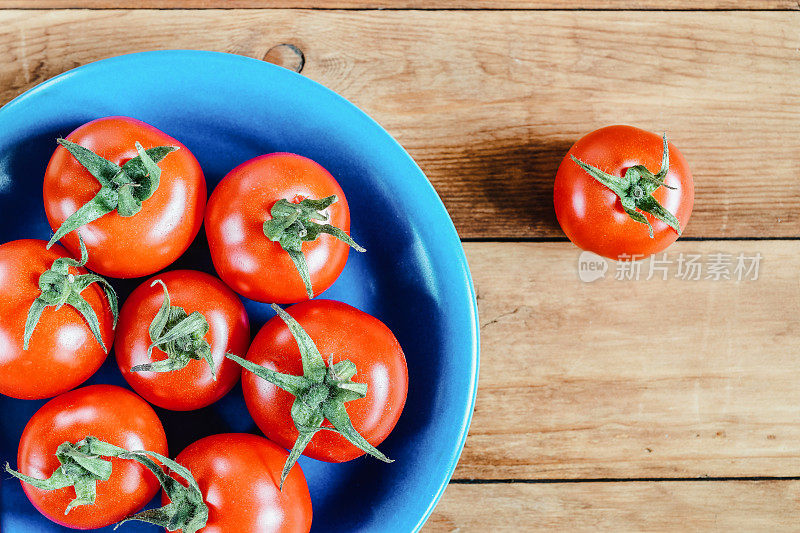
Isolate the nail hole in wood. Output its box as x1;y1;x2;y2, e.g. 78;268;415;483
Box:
263;44;306;74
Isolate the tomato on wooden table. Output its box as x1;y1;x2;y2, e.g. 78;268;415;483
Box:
167;433;312;533
116;269;250;411
0;239;116;400
9;385;168;529
205;153;364;303
43;116;206;278
231;299;408;484
554;125;694;259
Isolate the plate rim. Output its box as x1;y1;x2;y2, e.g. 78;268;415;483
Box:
0;49;480;533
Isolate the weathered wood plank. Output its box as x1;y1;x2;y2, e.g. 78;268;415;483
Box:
1;10;798;239
0;1;795;9
428;480;800;531
458;241;800;479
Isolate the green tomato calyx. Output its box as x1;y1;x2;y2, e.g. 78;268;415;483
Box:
24;236;118;353
131;279;217;380
114;448;208;533
570;133;682;238
47;138;178;249
263;195;365;299
5;436;208;533
225;303;391;490
4;437;116;514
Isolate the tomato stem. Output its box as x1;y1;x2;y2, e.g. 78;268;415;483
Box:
24;236;118;353
263;195;365;298
47;139;178;249
570;133;682;238
4;437;117;513
131;280;217;379
225;303;392;489
115;449;209;533
5;436;209;533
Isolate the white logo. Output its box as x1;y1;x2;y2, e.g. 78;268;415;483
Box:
578;251;608;282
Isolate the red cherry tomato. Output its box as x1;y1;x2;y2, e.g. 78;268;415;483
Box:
205;153;356;303
168;433;312;533
116;270;249;411
0;239;114;400
242;300;408;462
43;116;206;278
554;125;694;259
15;385;168;529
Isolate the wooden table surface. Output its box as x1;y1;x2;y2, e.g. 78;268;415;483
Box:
2;2;798;531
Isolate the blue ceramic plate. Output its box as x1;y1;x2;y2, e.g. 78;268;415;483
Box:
0;51;479;532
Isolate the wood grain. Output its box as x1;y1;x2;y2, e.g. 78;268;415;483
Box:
459;241;800;479
0;1;796;9
427;480;800;531
1;5;797;530
1;10;798;239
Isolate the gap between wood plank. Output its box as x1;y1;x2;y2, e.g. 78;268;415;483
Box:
461;236;800;243
450;476;800;484
0;7;798;11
